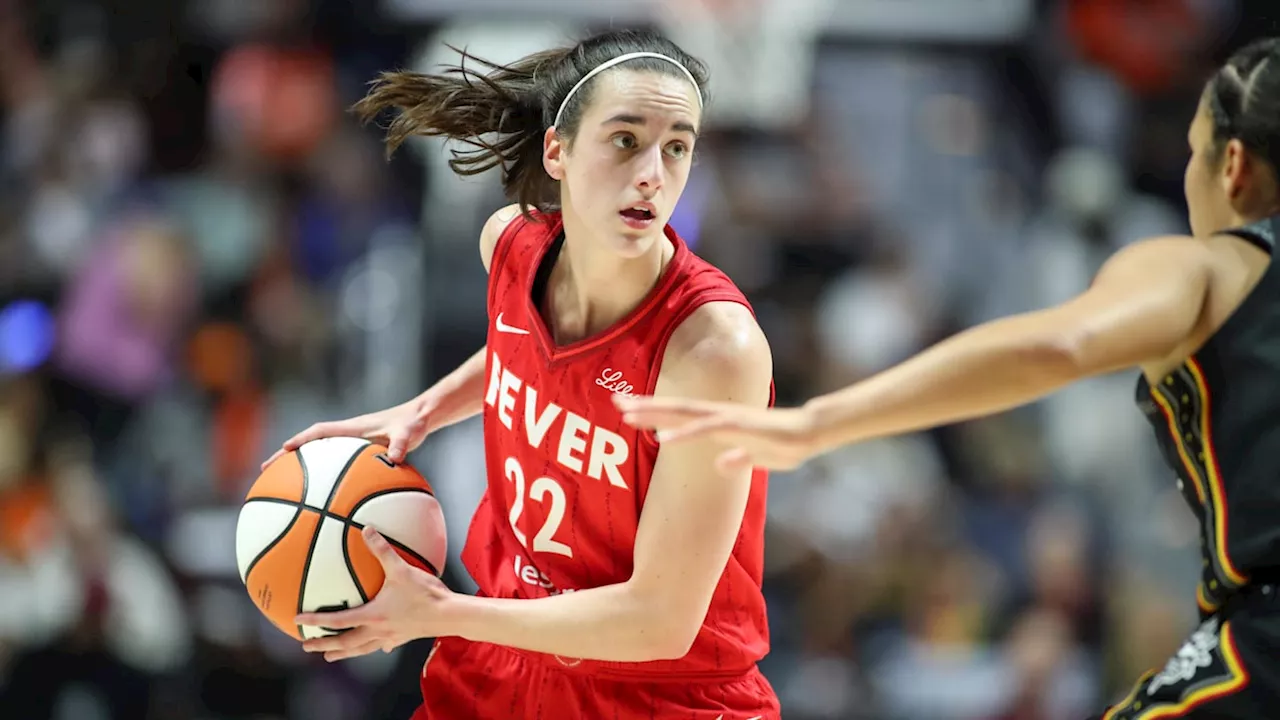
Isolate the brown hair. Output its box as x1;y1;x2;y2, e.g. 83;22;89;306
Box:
351;29;708;214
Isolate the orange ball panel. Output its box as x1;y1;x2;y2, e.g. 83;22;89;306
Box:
244;509;319;641
326;445;435;517
346;524;386;599
246;451;305;504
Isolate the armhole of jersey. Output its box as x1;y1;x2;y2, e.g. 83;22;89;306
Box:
486;212;531;312
1220;228;1276;255
1219;216;1278;255
637;291;775;450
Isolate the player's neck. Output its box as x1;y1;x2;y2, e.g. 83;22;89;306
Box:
544;224;673;343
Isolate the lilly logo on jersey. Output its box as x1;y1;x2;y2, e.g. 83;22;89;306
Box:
485;352;631;490
595;368;635;396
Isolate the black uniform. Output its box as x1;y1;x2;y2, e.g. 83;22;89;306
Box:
1097;216;1280;719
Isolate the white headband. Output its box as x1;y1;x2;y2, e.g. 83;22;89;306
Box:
552;52;703;129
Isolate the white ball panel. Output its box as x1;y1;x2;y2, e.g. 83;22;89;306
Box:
296;437;371;510
299;516;365;640
235;501;300;584
350;491;448;574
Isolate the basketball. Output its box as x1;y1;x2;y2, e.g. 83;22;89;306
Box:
235;437;447;641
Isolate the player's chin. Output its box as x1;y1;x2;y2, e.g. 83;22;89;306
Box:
612;219;663;255
611;233;656;259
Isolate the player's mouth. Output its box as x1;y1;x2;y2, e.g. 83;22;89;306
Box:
619;203;656;230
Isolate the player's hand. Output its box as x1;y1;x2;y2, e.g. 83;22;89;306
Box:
295;526;452;662
262;400;431;470
614;394;821;473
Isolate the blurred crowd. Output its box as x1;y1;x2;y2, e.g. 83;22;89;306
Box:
0;0;1269;718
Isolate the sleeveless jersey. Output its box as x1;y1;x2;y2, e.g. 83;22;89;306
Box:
1135;215;1280;617
461;210;772;679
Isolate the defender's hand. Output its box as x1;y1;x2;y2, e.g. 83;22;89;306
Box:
615;395;819;473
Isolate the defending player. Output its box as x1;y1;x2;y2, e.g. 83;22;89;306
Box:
267;29;780;720
619;38;1280;719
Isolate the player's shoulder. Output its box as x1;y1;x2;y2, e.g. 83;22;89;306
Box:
659;301;772;404
1094;234;1227;288
480;204;523;272
1111;234;1215;264
481;204;563;274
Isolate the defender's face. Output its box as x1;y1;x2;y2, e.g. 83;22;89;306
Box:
549;69;701;258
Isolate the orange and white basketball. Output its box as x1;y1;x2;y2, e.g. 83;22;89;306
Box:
235;437;447;641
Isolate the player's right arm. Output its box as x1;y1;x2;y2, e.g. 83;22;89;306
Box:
263;204;521;466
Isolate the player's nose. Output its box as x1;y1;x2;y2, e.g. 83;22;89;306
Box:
633;145;664;192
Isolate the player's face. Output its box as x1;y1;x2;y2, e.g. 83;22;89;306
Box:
1184;96;1235;238
549;70;700;258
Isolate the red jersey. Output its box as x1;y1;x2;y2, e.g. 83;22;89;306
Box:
461;210;772;680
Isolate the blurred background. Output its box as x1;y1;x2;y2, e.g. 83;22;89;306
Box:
0;0;1274;718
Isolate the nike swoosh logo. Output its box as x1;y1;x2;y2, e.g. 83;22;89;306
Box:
495;312;530;335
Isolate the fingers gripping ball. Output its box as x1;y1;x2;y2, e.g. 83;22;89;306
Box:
235;437;448;641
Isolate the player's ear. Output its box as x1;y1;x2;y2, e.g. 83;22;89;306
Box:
1221;138;1249;201
544;127;566;181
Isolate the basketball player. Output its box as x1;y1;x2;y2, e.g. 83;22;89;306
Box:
266;30;780;719
618;38;1280;719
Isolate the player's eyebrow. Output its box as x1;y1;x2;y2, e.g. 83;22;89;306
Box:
603;114;699;137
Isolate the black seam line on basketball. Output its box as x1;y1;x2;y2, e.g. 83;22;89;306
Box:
242;504;303;584
296;450;321;639
299;451;309;640
323;441;371;513
327;448;376;608
293;441;366;636
239;497;442;577
346;485;436;518
381;536;440;577
241;496;430;526
349;488;442;572
344;528;370;604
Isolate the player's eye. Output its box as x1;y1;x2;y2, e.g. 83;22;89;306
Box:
664;142;690;160
611;134;638;150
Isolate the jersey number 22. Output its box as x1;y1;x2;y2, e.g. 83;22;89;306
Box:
504;457;573;558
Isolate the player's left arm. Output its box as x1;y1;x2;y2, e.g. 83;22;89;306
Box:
295;302;771;662
626;302;774;654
